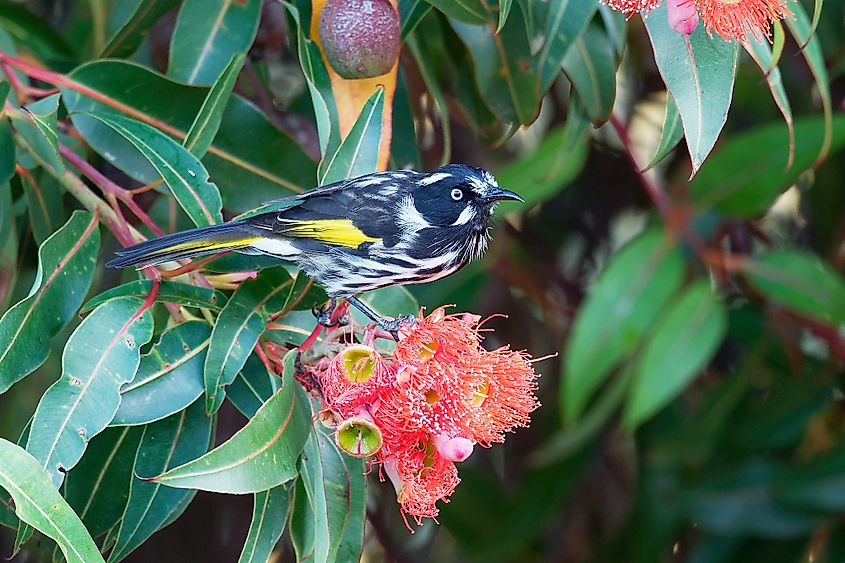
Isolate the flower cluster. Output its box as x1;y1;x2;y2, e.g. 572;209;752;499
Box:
603;0;793;41
317;307;540;524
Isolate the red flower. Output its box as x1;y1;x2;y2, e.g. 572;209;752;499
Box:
383;441;460;523
316;306;541;524
602;0;663;16
695;0;793;40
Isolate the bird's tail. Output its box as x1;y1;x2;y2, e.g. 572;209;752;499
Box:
106;221;260;268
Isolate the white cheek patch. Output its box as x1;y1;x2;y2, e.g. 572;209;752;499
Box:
452;206;475;225
249;238;300;258
418;172;452;186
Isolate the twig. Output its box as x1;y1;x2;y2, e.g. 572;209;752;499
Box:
608;113;673;218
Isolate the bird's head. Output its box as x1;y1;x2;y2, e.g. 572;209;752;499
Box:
410;164;523;232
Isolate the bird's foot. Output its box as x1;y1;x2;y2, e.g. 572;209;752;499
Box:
312;299;349;328
376;314;417;340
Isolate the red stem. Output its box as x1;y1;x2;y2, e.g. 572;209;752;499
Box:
59;143;164;237
609;114;673;218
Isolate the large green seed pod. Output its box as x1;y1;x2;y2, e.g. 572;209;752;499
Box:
318;0;400;79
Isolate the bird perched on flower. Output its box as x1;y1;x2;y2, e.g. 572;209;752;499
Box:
107;165;522;332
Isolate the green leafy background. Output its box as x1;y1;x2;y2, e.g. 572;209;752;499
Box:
1;0;845;561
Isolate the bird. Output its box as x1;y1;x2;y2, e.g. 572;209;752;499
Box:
107;164;523;334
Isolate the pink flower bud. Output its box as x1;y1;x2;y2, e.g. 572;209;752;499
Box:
668;0;699;35
433;433;474;462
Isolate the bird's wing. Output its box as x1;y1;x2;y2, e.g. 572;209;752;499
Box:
243;180;404;249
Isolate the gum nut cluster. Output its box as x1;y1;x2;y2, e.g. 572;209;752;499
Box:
318;0;401;79
602;0;793;41
317;307;540;523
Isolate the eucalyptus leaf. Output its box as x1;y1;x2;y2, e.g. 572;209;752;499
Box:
204;267;298;414
563;229;684;421
113;320;211;426
0;439;105;563
184;52;246;158
0;211;99;394
82;111;224;227
154;350;311;493
26;296;155;486
168;0;261;85
238;485;291;563
109;402;213;563
100;0;180;58
60;60;316;211
9;94;64;175
320;87;385;185
83;280;228;313
643;1;738;176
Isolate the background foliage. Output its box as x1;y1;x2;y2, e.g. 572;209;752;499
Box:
0;0;844;561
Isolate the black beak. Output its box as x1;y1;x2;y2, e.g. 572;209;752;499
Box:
483;187;524;203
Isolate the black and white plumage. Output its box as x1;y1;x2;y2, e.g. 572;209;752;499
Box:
107;164;522;329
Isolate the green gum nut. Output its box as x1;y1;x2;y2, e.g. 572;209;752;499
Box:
336;415;384;457
339;344;379;383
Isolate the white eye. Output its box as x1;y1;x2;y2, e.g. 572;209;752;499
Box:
451;188;464;201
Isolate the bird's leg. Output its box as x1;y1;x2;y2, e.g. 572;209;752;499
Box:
312;298;349;327
346;295;416;340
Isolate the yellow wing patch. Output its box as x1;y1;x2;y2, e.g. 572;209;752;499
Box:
279;219;381;248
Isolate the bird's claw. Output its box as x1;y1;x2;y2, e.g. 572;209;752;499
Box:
312;300;349;328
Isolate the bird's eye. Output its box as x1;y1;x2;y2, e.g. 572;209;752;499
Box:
451;188;464;201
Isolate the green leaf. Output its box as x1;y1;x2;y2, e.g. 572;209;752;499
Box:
0;211;100;394
0;2;74;61
563;229;685;421
237;485;291;563
497;0;513;33
183;52;245;158
536;0;596;94
0;439;105;563
227;352;280;419
561;24;617;124
319;86;384;185
406;33;451;165
624;281;728;427
743;250;845;326
204;267;299;414
425;0;486;24
113;321;211;426
450;7;539;124
744;34;794;169
168;0;262;85
264;310;315;348
100;0;181;58
83;111;223;228
283;2;339;161
690;116;845;217
494;124;589;207
20;168;67;244
83;280;228;313
399;0;431;40
153;350;311;493
643;1;738;176
60;60;316;211
26;296;155;486
291;423;366;563
64;426;143;539
644;94;684;171
784;1;832;165
109;402;213;563
9;94;64;175
0;89;14;184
